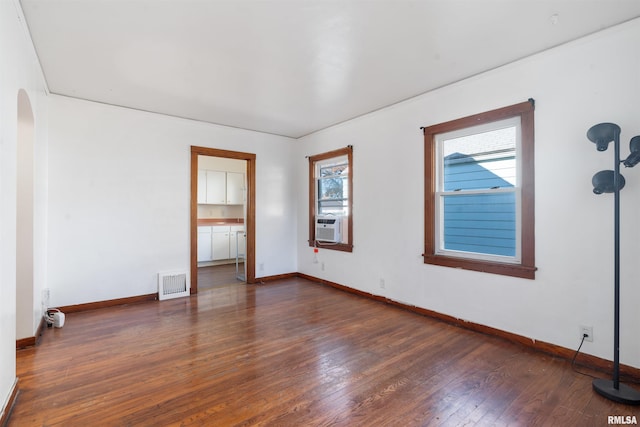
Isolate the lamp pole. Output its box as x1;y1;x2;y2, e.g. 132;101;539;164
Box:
589;122;640;404
612;125;620;389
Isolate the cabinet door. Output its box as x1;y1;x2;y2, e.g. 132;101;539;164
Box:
197;170;207;204
212;230;230;260
226;172;244;205
197;226;212;262
206;170;226;204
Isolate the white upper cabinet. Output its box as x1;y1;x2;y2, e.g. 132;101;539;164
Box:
198;170;244;205
206;170;227;204
226;172;244;205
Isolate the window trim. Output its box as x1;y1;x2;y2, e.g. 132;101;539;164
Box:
434;116;521;263
423;100;536;279
308;146;353;252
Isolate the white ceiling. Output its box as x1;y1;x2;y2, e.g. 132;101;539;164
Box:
20;0;640;138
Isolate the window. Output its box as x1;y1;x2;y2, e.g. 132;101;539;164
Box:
309;146;353;252
423;100;536;279
318;160;349;216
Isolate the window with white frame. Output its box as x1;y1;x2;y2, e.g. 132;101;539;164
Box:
423;101;536;279
317;156;349;216
436;117;520;262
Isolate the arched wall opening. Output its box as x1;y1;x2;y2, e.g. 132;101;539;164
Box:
16;89;35;340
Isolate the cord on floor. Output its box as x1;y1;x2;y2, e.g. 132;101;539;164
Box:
571;335;640;385
571;334;599;380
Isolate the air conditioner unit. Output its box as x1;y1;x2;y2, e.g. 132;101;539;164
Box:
315;215;342;243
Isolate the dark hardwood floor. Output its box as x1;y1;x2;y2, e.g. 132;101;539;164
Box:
10;278;640;426
198;262;245;290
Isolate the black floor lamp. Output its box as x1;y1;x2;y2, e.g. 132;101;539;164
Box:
587;122;640;405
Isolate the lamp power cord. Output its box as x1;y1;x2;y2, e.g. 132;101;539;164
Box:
571;334;598;379
571;334;640;385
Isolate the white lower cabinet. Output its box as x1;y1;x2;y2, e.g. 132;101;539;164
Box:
197;226;213;262
198;225;245;263
212;227;231;261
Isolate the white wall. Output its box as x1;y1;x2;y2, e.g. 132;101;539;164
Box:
47;95;297;306
0;0;49;417
297;19;640;368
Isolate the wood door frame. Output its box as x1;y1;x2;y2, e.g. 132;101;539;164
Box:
190;146;256;293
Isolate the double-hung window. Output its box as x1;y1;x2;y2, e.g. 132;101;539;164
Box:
317;158;349;216
308;147;353;252
423;101;536;279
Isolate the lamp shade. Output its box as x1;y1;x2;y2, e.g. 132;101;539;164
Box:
624;136;640;167
587;123;620;152
592;170;625;194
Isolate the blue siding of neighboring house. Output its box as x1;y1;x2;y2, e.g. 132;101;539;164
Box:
443;154;516;257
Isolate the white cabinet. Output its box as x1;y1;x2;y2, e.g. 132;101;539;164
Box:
198;169;244;205
197;171;207;204
226;172;244;205
198;226;245;263
211;226;231;261
197;226;213;262
198;170;226;204
206;171;227;204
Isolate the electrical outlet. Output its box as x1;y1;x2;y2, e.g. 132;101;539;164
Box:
580;325;593;342
379;279;385;289
259;263;264;271
321;262;325;271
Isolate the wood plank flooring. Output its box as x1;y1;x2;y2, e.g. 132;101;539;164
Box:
10;277;640;426
198;263;245;290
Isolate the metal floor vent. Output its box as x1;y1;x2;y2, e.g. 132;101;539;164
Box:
158;270;189;300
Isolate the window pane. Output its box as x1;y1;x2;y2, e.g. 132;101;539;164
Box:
318;177;345;200
320;163;348;177
318;168;349;215
442;192;516;257
443;127;516;191
318;200;348;215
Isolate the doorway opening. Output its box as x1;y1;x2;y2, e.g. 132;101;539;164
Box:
196;155;246;290
16;89;35;342
190;146;256;293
